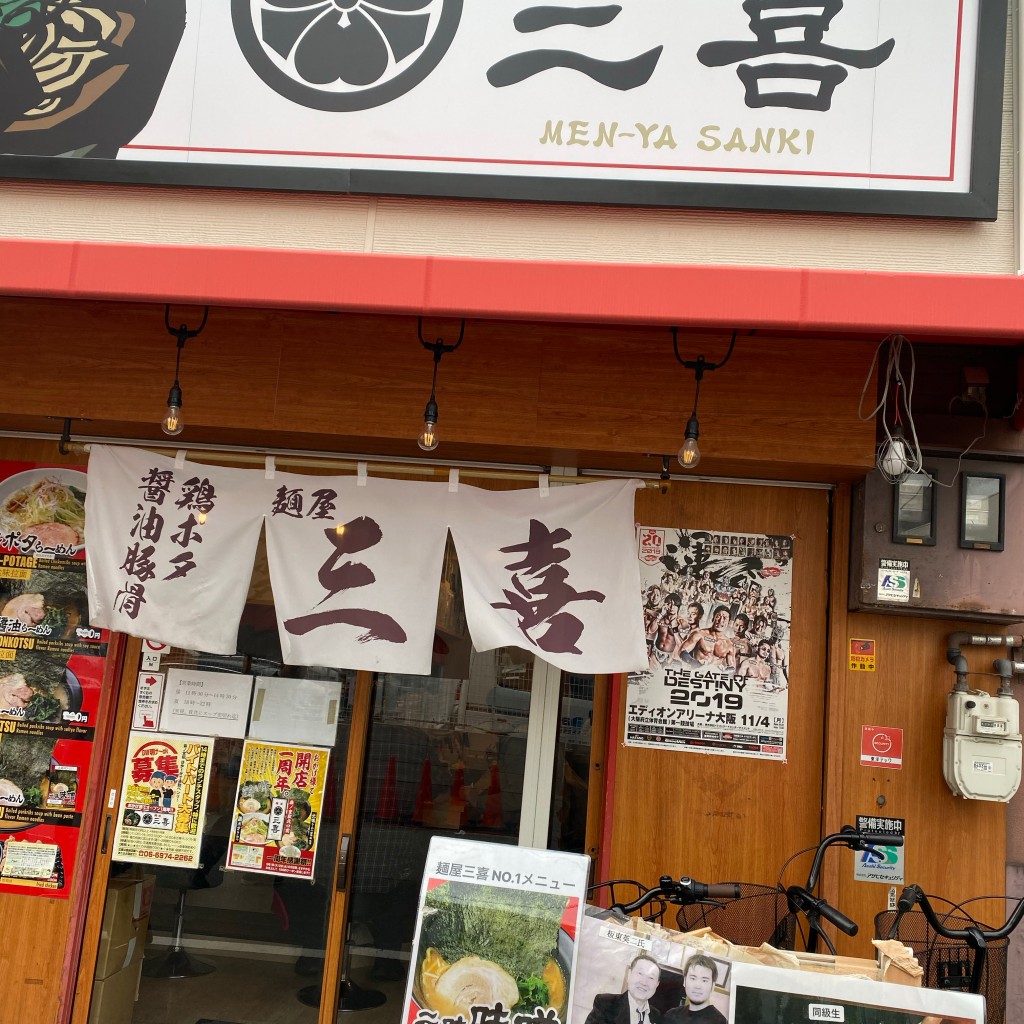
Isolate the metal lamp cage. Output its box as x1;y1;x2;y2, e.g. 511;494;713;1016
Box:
874;908;1008;1024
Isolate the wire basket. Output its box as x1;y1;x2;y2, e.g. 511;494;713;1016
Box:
675;883;797;949
874;909;1007;1024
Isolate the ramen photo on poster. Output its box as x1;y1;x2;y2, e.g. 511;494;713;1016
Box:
403;836;589;1024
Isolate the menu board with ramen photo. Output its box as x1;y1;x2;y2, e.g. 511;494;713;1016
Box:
225;740;329;880
403;836;589;1024
112;732;214;869
0;460;111;899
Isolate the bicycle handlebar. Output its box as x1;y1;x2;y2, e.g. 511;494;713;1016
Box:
805;828;904;890
607;876;741;916
887;884;1024;995
893;884;1024;943
787;885;858;937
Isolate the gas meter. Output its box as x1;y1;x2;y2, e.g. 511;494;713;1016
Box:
943;689;1022;801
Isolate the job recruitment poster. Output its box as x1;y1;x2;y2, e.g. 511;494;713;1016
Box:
225;739;329;879
112;732;214;869
402;836;588;1024
625;526;794;761
0;461;109;898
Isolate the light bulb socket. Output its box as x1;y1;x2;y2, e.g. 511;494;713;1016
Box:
423;396;438;427
684;413;700;441
166;381;183;409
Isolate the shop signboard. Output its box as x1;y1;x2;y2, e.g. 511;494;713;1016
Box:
626;527;793;761
403;835;588;1024
225;739;329;879
0;461;109;899
0;1;1006;219
111;731;214;869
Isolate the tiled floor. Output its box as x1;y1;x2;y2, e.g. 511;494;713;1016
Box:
131;952;407;1024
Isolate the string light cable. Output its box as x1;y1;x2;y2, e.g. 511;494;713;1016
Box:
858;334;990;490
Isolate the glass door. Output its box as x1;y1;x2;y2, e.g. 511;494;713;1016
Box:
80;544;602;1024
81;621;366;1024
338;650;600;1018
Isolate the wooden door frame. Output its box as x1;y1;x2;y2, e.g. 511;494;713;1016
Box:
318;671;375;1024
69;634;140;1024
69;654;378;1024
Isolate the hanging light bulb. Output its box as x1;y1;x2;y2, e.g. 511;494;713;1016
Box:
672;328;737;474
158;305;208;437
877;426;913;482
418;397;440;452
161;380;184;436
414;318;464;453
677;413;701;469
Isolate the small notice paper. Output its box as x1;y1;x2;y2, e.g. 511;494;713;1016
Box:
159;669;253;738
1;841;59;880
249;676;342;748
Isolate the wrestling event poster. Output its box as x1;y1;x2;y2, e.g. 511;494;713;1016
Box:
626;526;794;762
402;836;589;1024
112;732;214;869
0;461;109;898
225;740;329;880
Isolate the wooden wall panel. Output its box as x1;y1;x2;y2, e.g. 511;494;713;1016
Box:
0;297;876;481
606;481;830;892
826;610;1007;956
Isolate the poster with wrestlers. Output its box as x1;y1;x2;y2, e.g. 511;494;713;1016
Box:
625;527;794;761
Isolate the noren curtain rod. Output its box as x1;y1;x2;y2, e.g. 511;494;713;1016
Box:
0;428;834;491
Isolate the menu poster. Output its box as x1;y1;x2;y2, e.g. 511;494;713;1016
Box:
402;836;589;1024
112;732;214;869
225;740;329;879
0;461;109;899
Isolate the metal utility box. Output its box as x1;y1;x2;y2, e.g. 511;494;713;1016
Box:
850;458;1023;623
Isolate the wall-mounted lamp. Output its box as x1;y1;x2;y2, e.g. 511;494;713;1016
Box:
160;305;209;436
672;328;737;470
416;317;465;452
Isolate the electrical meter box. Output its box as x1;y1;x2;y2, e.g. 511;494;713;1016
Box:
943;690;1022;801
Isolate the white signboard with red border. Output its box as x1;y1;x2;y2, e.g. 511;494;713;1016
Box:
0;1;1007;219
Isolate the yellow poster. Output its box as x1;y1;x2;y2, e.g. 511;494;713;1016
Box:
226;740;329;880
111;732;214;869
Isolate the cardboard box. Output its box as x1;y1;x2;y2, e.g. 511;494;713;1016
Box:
94;876;154;980
784;950;921;986
95;913;148;980
88;956;142;1024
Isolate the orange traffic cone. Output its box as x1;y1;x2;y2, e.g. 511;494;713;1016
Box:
448;762;467;828
412;758;433;825
375;755;398;820
482;762;503;829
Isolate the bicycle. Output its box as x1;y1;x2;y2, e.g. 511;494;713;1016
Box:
876;884;1024;1024
589;825;903;955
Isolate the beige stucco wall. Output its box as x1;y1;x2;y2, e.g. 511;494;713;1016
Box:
0;17;1015;276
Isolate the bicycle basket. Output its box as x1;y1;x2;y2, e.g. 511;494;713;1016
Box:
875;909;1007;1024
676;883;797;949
